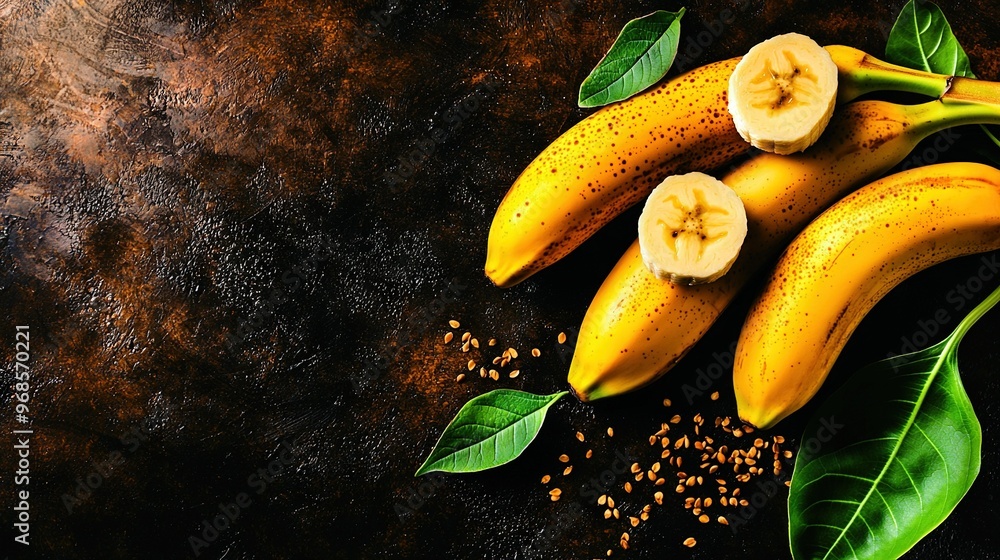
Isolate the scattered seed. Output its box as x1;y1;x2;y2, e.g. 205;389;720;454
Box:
607;549;612;557
607;427;614;437
557;332;568;344
462;342;470;352
654;478;665;486
629;516;640;527
586;449;593;459
676;457;683;468
754;438;765;448
718;516;729;526
444;332;454;343
549;488;561;497
733;428;744;437
785;480;792;487
631;463;641;474
663;398;672;407
467;360;476;371
508;348;518;359
721;497;728;506
685;476;696;487
675;484;685;494
635;473;645;482
488;338;497;346
621;532;629;542
532;348;541;357
625;482;632;493
709;465;719;474
661;437;670;448
620;539;629;551
661;449;670;459
449;320;460;329
699;514;710;524
718;486;728;494
456;373;465;382
647;470;657;481
640;511;649;521
739;499;749;506
613;508;620;519
479;367;487;378
489;370;500;381
559;454;570;463
471;338;479;349
669;414;682;424
710;391;720;401
462;332;471;342
654;491;664;505
774;436;785;444
704;497;713;507
599;494;607;505
541;475;551;484
683;537;697;548
604;509;612;519
563;465;572;475
784;450;793;459
608;497;615;508
550;495;560;502
509;370;520;379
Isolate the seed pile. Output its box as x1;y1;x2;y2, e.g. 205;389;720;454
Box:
442;320;562;383
540;395;795;555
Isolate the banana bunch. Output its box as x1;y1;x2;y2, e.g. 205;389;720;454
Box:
486;45;953;287
487;34;1000;421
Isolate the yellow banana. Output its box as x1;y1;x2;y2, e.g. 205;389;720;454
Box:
734;162;1000;429
486;46;953;287
568;90;1000;402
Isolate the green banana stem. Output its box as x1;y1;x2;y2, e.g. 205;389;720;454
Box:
837;47;953;102
908;95;1000;138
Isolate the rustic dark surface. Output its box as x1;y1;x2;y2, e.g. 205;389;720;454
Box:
1;0;999;558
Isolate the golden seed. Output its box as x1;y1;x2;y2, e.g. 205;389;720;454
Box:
576;431;585;442
462;332;471;342
607;427;614;437
559;454;570;463
695;425;700;436
676;457;683;468
635;473;645;482
718;516;729;526
722;417;731;427
541;475;551;484
696;476;704;485
663;398;672;407
489;370;499;380
480;367;487;378
647;470;656;481
549;488;561;497
709;465;719;474
717;478;727;485
694;441;705;450
461;342;470;352
719;486;727;494
586;449;593;459
661;450;670;459
625;482;632;493
774;467;781;475
563;465;573;476
607;497;615;508
744;425;754;433
733;428;743;437
652;461;661;473
745;458;756;466
550;494;559;502
675;484;685;494
607;549;612;557
643;504;652;513
654;478;665;486
699;514;710;524
740;499;749;506
508;348;518;359
710;391;720;401
631;463;641;474
604;509;612;519
754;438;765;448
456;373;465;382
471;338;479;348
467;360;476;371
774;435;785;444
629;516;639;527
598;494;607;505
721;496;728;506
444;332;454;343
785;480;792;487
620;540;628;551
685;476;696;487
670;414;682;424
640;511;649;521
621;532;629;542
509;370;520;379
694;497;702;508
733;488;741;496
683;537;697;548
501;357;510;367
488;338;497;346
557;332;567;344
661;437;670;448
748;447;758;459
492;357;502;365
784;450;793;458
531;348;541;357
613;508;620;519
654;491;664;505
449;320;460;329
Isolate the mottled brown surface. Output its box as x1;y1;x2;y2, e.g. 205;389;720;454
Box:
0;0;999;559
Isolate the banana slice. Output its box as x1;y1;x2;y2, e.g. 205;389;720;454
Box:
637;172;747;285
728;33;838;154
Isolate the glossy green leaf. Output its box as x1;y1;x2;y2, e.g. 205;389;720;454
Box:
416;389;567;476
788;285;1000;560
578;9;685;108
885;0;1000;149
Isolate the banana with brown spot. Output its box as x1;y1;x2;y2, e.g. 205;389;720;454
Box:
735;162;1000;429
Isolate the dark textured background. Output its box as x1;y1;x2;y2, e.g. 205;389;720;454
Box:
1;0;999;558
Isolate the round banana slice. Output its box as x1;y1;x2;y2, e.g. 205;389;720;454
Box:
638;172;748;285
727;33;839;155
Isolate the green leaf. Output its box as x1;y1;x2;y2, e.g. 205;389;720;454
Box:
788;284;1000;560
578;9;685;108
415;389;568;476
885;0;1000;150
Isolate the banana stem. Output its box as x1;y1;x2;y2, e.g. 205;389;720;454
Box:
907;95;1000;138
838;48;952;102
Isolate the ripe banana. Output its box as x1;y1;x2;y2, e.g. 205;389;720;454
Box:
486;46;956;288
486;45;964;287
729;33;839;154
638;172;747;284
734;162;1000;429
568;92;1000;402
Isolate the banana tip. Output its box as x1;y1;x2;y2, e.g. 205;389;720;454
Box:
568;383;590;403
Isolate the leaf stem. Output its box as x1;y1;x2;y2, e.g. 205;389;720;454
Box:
952;281;1000;344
